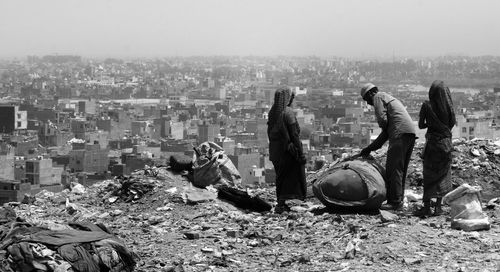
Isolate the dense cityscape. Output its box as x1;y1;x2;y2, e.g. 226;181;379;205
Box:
0;55;500;201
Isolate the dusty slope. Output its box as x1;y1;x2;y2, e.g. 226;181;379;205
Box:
10;139;500;272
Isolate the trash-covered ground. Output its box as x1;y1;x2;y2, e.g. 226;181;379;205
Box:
6;140;500;271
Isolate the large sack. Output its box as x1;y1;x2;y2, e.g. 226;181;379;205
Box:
312;158;386;211
443;184;490;231
193;156;221;188
192;142;241;188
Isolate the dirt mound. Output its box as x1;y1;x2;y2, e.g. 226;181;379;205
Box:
6;152;500;271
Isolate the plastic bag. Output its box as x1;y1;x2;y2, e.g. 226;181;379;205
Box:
193;156;221;188
192;141;240;188
218;153;241;185
443;184;490;231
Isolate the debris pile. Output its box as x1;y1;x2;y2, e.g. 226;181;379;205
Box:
0;207;137;272
2;139;500;271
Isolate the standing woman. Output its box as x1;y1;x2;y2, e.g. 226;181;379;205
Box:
267;87;307;213
414;80;456;217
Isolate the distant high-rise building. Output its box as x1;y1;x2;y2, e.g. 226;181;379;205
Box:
0;105;27;133
198;121;220;143
214;88;226;100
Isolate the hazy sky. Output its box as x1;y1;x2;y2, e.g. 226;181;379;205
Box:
1;0;499;58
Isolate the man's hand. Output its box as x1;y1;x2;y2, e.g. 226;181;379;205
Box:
359;148;371;157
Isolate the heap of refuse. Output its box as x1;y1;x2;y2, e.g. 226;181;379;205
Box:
371;138;500;201
3;138;500;271
0;207;137;272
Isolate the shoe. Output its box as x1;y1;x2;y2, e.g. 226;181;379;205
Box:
413;206;432;218
274;204;291;214
380;202;403;211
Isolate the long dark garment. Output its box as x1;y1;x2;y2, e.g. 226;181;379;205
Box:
419;81;456;201
268;107;306;201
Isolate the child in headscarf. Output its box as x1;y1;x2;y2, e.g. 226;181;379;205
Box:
267;87;307;213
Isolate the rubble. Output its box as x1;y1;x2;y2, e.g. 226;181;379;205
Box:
5;139;500;271
379;210;399;223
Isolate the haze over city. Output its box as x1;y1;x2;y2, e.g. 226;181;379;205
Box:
1;0;500;59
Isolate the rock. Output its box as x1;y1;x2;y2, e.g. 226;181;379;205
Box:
21;194;36;205
201;247;214;253
298;254;311;263
290;206;308;213
226;230;238;238
166;187;178;194
108;196;118;203
183;188;217;204
98;212;110;219
405;190;422;202
156;205;173;211
72;183;86;194
486;198;499;209
404;257;422;265
110;209;124;216
184;232;200;240
380;210;399;222
148;215;164;225
247;240;259;247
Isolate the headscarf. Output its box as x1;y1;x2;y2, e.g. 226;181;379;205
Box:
268;87;292;129
428;80;456;129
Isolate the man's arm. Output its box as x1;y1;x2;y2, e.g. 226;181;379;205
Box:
361;129;388;155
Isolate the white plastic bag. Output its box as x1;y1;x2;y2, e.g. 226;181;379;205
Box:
443;184;490;231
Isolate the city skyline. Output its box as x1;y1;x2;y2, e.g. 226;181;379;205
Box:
1;0;500;59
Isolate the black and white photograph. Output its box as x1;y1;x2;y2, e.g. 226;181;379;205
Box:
1;0;500;271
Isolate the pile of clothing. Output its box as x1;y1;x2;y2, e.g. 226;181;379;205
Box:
0;207;137;272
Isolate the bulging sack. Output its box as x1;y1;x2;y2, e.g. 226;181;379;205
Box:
311;158;386;211
192;141;241;188
193;156;222;188
443;184;490;231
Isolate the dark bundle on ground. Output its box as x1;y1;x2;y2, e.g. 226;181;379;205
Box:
169;154;193;172
218;185;272;212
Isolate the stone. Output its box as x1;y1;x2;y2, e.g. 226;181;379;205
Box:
380;210;399;223
72;183;86;194
404;257;422;265
298;254;311;264
184;232;200;240
183;188;217;204
148;215;164;225
226;230;238;238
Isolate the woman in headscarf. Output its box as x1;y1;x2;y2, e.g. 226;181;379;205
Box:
267;87;307;213
414;80;456;217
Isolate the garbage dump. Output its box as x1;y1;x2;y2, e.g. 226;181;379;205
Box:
0;207;137;272
310;158;386;211
443;183;491;231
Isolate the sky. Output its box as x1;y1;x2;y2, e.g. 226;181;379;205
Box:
1;0;500;59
